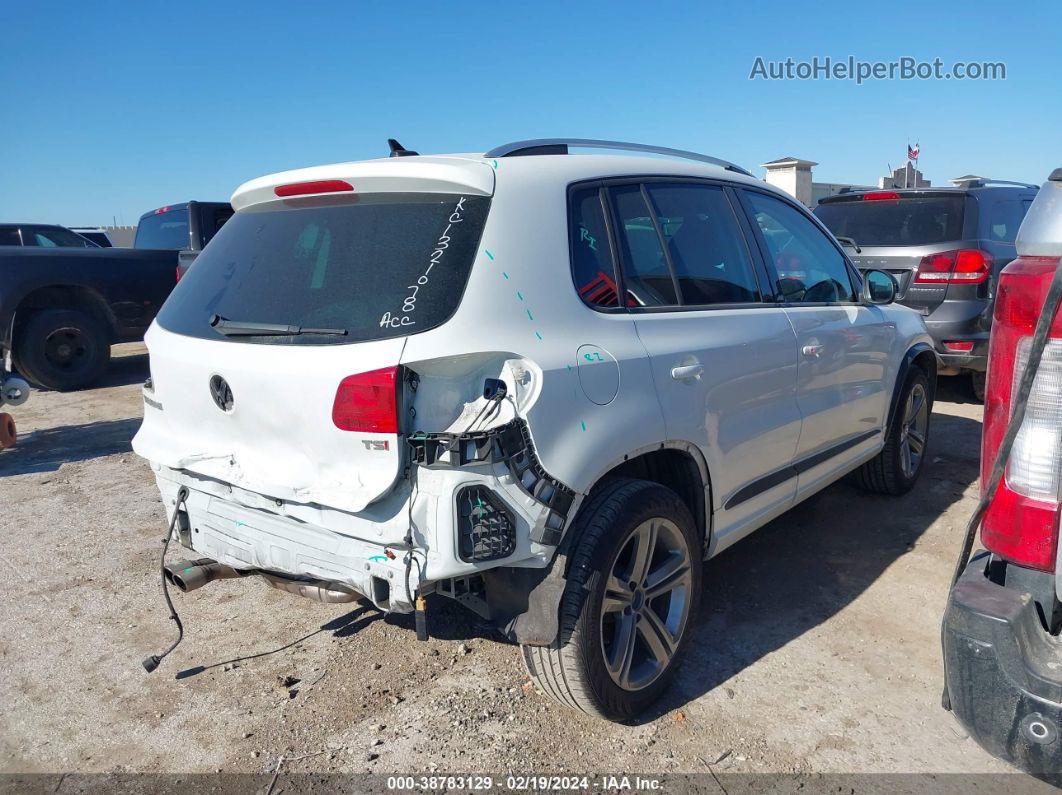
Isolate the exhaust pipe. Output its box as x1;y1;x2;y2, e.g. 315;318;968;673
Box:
164;557;362;603
260;573;362;604
164;558;248;592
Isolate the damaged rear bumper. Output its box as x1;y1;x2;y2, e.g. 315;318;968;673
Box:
146;419;577;615
154;471;418;611
943;551;1062;784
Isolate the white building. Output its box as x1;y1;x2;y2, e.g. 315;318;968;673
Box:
761;156;873;207
761;157;818;207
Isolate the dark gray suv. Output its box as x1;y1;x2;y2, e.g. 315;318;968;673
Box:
815;180;1038;399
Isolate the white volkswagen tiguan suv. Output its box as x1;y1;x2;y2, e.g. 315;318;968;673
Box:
134;139;936;720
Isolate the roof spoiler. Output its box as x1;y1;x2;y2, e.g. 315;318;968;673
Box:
484;138;753;177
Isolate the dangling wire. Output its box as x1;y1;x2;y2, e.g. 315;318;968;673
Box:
143;485;190;673
402;455;424;607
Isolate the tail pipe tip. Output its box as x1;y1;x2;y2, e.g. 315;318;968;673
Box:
164;558;244;593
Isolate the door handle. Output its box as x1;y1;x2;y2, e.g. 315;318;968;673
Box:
802;343;824;359
671;364;704;381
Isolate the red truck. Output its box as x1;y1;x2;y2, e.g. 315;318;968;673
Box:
942;167;1062;784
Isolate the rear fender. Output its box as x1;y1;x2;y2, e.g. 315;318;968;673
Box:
402;351;541;436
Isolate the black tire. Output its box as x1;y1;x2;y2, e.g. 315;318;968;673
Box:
521;478;702;722
852;367;931;495
971;370;986;403
14;309;111;391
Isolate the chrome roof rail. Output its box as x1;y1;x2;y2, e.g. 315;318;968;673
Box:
483;138;752;177
951;177;1039;189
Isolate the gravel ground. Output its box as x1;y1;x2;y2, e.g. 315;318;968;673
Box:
0;344;1040;786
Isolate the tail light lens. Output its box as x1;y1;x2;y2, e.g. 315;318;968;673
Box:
980;256;1062;571
332;367;399;433
914;249;991;284
175;265;182;284
275;179;354;197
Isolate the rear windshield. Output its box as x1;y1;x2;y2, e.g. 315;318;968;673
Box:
156;193;489;345
815;195;965;247
135;209;190;249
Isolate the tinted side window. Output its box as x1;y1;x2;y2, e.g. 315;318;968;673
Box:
0;228;20;246
987;199;1027;242
29;227;93;247
645;183;759;305
745;191;856;303
570;187;620;308
611;186;676;307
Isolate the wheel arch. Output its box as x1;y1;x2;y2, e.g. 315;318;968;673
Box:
886;342;938;436
12;284;119;343
573;441;712;559
491;440;713;648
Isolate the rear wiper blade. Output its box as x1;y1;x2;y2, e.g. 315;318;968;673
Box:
835;235;862;253
209;315;347;337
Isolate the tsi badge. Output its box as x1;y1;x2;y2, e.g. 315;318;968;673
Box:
362;439;390;451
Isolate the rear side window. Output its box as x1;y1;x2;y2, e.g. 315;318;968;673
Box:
135;209;191;249
26;227;94;247
201;206;234;246
570;187;621;307
814;195;965;246
156;193;490;345
0;228;20;246
611;186;678;307
644;183;759;305
987;199;1028;242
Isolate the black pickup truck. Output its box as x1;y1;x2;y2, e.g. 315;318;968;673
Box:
135;201;233;278
0;247;178;391
1;201;231;391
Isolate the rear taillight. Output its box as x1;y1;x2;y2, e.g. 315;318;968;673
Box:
914;249;991;284
981;255;1062;571
332;367;399;433
175;265;182;284
943;341;974;352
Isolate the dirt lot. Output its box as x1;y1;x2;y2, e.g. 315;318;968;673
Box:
0;344;1041;786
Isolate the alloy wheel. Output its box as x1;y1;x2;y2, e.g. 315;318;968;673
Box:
899;382;929;478
599;518;693;691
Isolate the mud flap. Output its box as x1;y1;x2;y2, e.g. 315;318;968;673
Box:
482;556;570;646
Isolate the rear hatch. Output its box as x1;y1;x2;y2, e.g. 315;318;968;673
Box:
815;191;970;315
133;159;493;513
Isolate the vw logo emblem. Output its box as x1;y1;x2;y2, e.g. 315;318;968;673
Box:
209;375;234;412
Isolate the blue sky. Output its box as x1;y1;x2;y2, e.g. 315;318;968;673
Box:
2;1;1058;227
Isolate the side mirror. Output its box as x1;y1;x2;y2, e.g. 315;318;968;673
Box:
862;269;897;305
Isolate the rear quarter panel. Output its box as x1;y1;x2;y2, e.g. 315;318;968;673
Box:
399;161;667;498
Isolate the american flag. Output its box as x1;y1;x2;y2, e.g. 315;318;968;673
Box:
908;143;920;161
